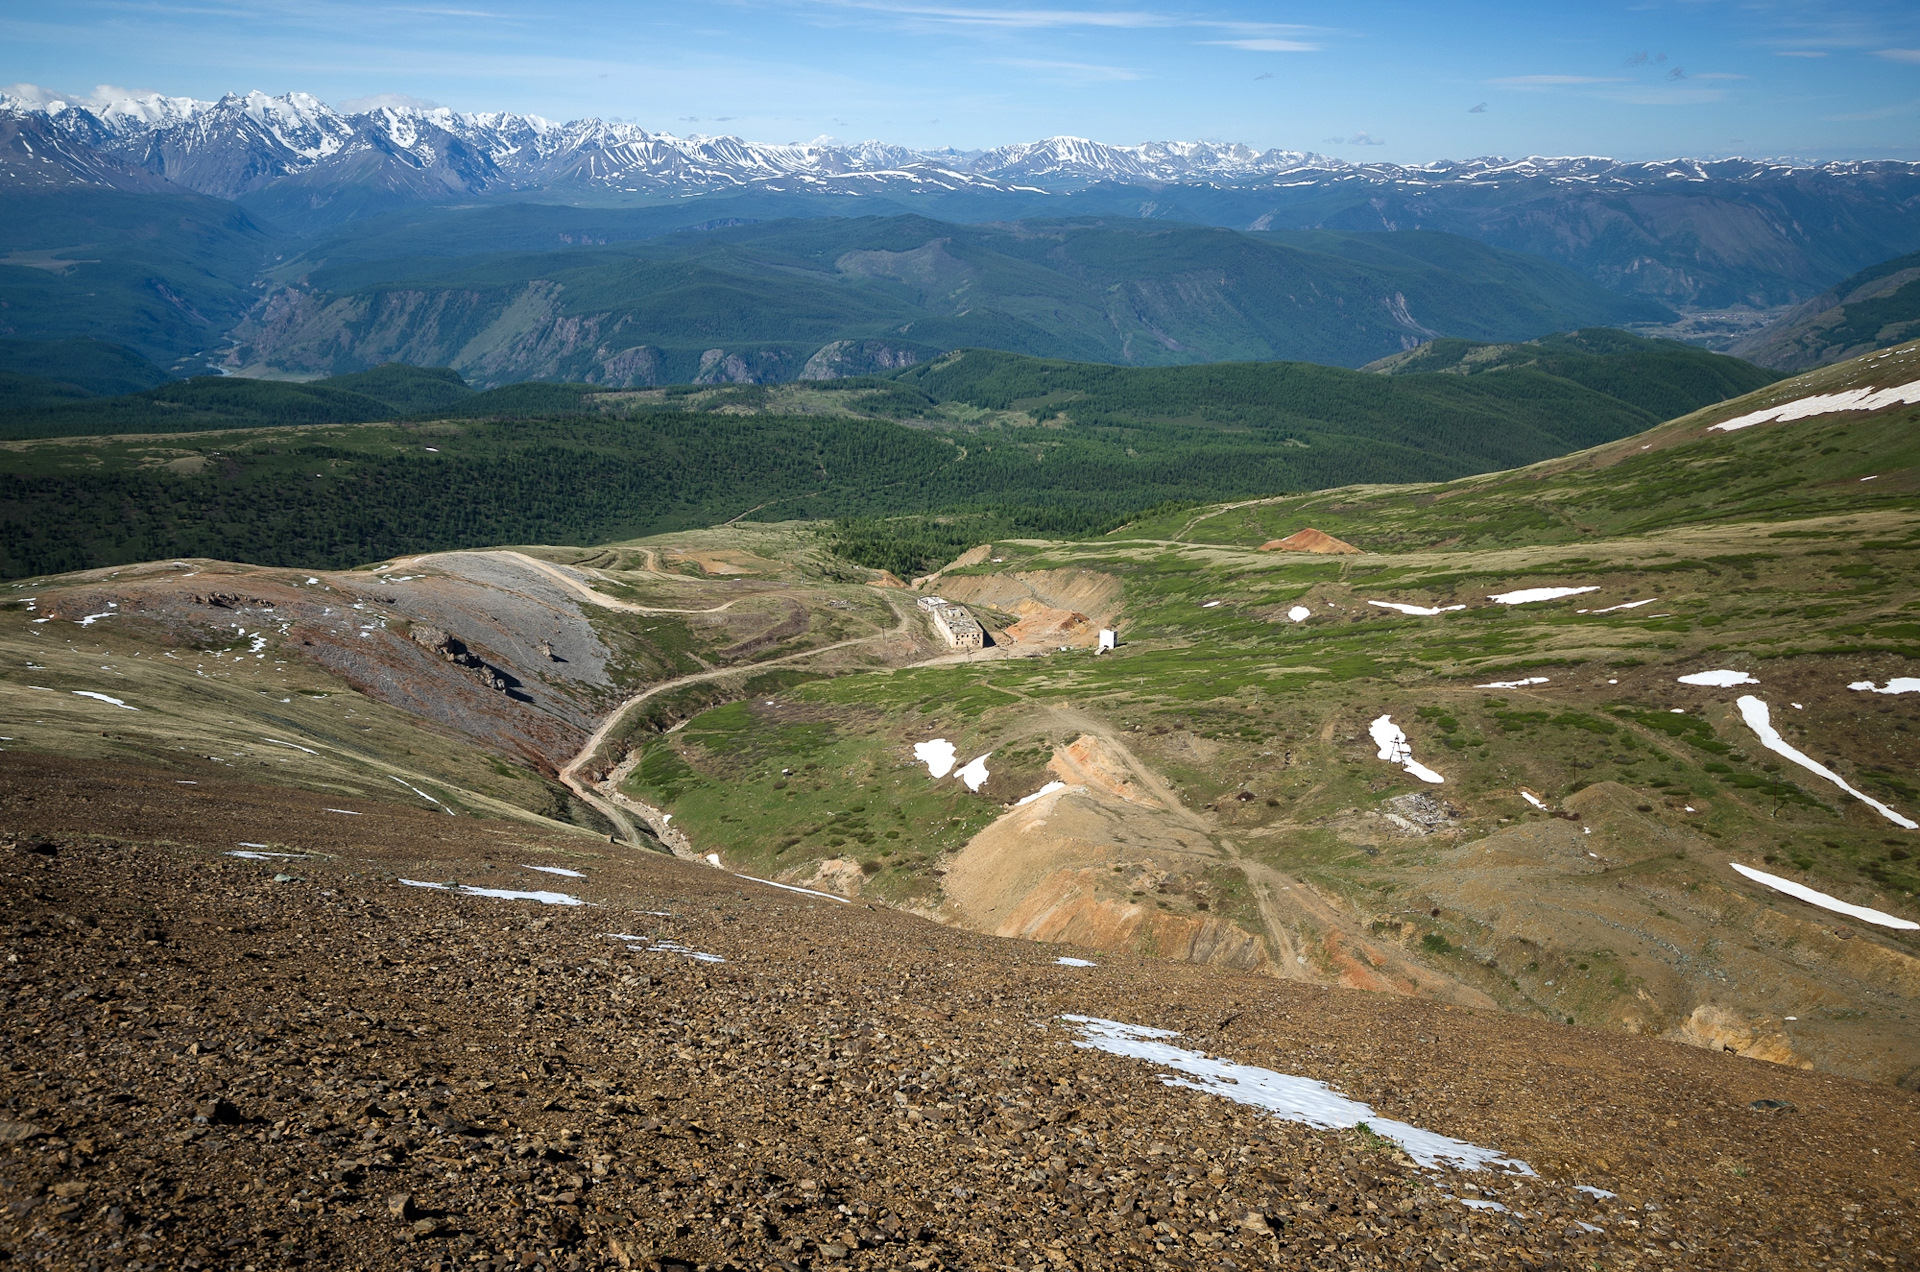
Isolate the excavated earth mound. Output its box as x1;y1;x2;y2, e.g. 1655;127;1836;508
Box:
1257;528;1361;554
934;572;1122;650
4;753;1917;1272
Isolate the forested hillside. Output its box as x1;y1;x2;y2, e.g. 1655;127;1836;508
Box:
0;332;1773;577
0;364;471;440
1731;248;1920;372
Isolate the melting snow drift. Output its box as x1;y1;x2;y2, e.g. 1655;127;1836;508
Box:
1487;587;1599;605
956;753;991;792
734;874;852;904
1735;696;1917;829
1054;957;1097;967
1708;377;1920;432
913;738;957;779
1678;669;1758;687
1063;1016;1532;1174
1369;715;1444;784
72;691;136;710
1369;600;1465;617
1287;606;1312;622
1475;677;1547;689
523;864;585;878
400;879;585;906
1850;678;1920;695
1015;780;1067;807
1731;863;1918;931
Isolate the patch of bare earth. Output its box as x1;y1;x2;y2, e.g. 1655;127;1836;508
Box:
4;755;1916;1271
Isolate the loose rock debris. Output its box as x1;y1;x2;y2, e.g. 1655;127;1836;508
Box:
3;759;1918;1271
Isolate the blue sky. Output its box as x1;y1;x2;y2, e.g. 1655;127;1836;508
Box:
5;0;1918;160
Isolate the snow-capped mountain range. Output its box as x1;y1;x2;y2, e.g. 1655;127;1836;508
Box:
6;86;1909;206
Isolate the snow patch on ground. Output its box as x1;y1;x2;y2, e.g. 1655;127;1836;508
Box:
523;864;585;878
1588;599;1657;614
914;738;957;778
1487;586;1598;605
1573;1185;1618;1199
228;850;309;860
1369;600;1465;617
734;874;852;904
1520;791;1547;810
1731;862;1918;930
389;775;453;814
72;691;136;709
1735;695;1917;829
1678;669;1758;687
1062;1016;1532;1174
260;736;317;754
1054;957;1097;967
400;879;585;906
1369;715;1444;784
1287;606;1311;622
649;940;726;963
1850;677;1920;695
1475;677;1547;689
956;753;991;791
1016;780;1067;807
1708;377;1920;432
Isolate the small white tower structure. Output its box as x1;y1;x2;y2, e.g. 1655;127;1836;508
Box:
1096;628;1118;654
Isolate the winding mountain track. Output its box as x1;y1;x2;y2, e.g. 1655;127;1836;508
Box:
559;595;919;847
405;549;752;615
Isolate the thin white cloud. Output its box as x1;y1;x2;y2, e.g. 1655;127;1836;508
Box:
806;1;1173;30
1489;74;1628;85
1874;48;1920;64
1323;131;1385;145
1203;38;1319;52
2;82;170;107
994;57;1144;81
338;91;441;112
1602;84;1729;107
1776;50;1828;58
1691;72;1747;80
1821;97;1920;121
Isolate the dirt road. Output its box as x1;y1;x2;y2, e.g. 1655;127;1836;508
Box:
558;594;919;846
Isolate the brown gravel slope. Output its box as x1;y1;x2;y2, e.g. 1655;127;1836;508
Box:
3;754;1917;1272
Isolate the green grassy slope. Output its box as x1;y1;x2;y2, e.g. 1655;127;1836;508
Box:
1122;339;1920;551
602;344;1920;1082
231;217;1669;383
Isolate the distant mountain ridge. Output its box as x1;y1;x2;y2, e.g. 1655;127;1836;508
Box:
9;87;1914;204
7;88;1919;312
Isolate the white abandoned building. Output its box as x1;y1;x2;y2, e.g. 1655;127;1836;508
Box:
919;596;984;649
